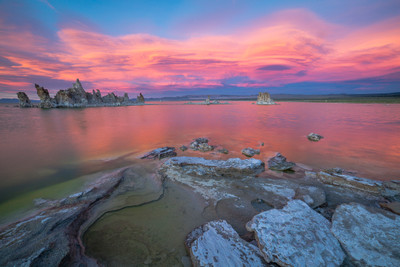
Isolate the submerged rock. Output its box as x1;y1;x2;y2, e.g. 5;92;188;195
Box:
140;147;177;160
267;152;296;171
16;92;32;108
241;148;260;157
246;200;345;266
186;220;265;267
217;148;229;154
256;92;275;105
307;133;324;141
331;203;400;266
180;145;188;151
190;138;214;152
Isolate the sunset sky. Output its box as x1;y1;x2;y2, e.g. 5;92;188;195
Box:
0;0;399;98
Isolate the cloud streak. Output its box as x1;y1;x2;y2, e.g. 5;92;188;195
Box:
0;9;399;97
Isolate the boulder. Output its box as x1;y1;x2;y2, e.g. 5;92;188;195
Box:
186;220;265;267
267;152;295;171
256;92;275;105
190;138;214;152
180;145;188;151
308;133;324;141
331;203;400;266
16;92;32;108
241;148;260;157
35;84;55;109
140;147;177;160
246;200;345;266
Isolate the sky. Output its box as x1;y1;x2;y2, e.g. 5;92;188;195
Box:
0;0;399;98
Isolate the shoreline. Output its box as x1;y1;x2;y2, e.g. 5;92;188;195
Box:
1;143;399;266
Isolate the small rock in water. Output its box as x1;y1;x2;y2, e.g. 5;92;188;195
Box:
217;148;229;154
308;133;324;141
331;203;400;266
140;147;177;160
267;152;295;171
246;200;345;266
241;148;260;157
180;145;188;151
190;137;214;152
186;220;266;267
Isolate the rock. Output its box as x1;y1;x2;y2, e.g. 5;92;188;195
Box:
140;147;177;160
186;220;265;267
0;168;127;266
241;148;260;157
190;138;214;152
217;148;229;154
380;202;400;215
35;84;55;108
246;200;345;266
331;203;400;266
180;145;188;151
267;153;295;171
256;92;275;105
317;169;383;195
16;92;32;108
160;157;265;180
381;180;400;201
137;93;145;103
123;93;129;103
102;92;118;104
308;133;324;141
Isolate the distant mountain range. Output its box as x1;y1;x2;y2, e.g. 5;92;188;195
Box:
2;92;400;103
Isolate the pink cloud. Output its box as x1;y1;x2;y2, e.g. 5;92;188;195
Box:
0;9;399;97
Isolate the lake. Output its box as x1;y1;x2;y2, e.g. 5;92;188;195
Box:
0;101;399;221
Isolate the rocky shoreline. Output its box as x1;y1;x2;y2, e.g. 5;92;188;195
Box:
16;79;146;109
1;140;399;266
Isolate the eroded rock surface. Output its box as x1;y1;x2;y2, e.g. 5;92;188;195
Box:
140;147;177;160
242;147;260;157
16;92;32;108
36;84;55;108
267;153;296;171
307;133;324;141
186;220;265;267
331;203;400;266
246;200;345;267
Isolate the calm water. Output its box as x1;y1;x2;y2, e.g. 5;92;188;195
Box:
1;102;400;219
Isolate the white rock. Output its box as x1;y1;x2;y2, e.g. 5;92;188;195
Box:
246;200;345;266
331;203;400;266
188;220;265;267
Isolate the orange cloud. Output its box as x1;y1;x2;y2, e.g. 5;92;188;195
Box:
0;9;399;96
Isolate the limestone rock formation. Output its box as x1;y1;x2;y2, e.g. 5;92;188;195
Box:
267;152;296;171
241;147;260;157
16;92;32;108
308;133;324;141
256;92;275;105
246;200;345;266
35;84;55;108
331;203;400;266
186;220;265;267
137;93;145;103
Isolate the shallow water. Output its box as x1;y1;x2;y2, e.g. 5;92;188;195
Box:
1;101;400;219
